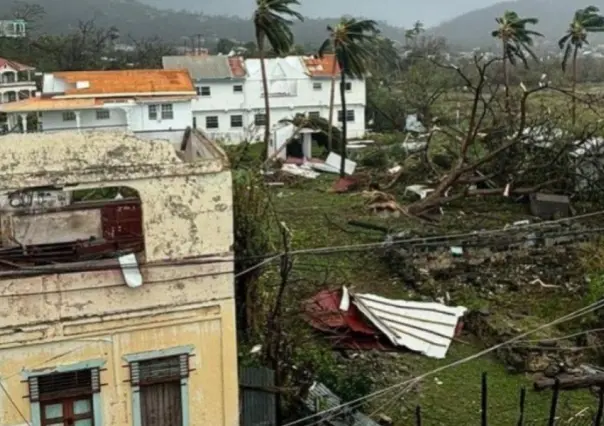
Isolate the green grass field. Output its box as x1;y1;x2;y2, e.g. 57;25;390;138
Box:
264;172;599;425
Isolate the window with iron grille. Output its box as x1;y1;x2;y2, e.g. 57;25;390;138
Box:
233;85;243;93
200;86;211;96
254;113;266;126
230;115;243;128
161;104;173;120
312;82;322;90
96;110;110;120
337;109;355;122
340;82;352;91
129;355;189;426
205;115;219;129
308;111;320;119
148;105;158;120
62;111;76;122
28;369;100;426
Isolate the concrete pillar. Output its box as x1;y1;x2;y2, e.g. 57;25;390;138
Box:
20;113;27;133
75;111;81;130
302;132;312;160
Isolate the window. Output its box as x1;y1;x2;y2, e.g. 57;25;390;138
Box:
254;113;266;126
96;110;110;120
28;368;101;426
6;91;16;102
62;111;76;122
230;115;243;128
337;109;355;122
200;86;211;96
148;105;157;120
308;111;320;119
233;85;243;93
161;104;173;119
340;82;352;91
127;353;190;426
205;115;219;129
313;82;322;90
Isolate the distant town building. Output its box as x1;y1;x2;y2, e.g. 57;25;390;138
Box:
0;69;196;134
0;19;26;38
0;57;37;132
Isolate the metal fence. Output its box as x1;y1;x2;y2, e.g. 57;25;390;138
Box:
239;366;277;426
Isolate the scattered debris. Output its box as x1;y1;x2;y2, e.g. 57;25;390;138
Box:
351;291;466;359
534;374;604;391
310;152;357;175
303;287;466;359
529;193;570;220
303;381;380;426
405;114;426;133
281;163;320;179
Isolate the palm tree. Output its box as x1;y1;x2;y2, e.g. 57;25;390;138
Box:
319;18;379;178
559;6;604;125
491;11;542;113
253;0;303;159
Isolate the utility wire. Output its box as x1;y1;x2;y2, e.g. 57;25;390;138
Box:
285;298;604;426
2;213;603;297
0;381;31;426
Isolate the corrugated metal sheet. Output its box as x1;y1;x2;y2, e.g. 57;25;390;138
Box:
304;382;379;426
245;56;307;80
162;56;233;80
239;367;276;426
353;293;466;359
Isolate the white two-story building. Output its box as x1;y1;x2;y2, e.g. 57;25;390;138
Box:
0;57;37;131
162;53;366;143
0;69;196;134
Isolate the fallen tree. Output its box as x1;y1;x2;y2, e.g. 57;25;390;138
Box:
534;374;604;391
402;55;604;216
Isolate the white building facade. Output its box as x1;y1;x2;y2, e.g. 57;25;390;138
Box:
0;69;196;134
0;58;37;131
162;54;366;144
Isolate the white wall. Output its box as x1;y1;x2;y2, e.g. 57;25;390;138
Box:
190;57;367;143
39;100;193;133
41;108;128;131
129;100;193;132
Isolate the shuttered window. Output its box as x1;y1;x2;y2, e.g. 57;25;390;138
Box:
129;355;189;426
28;369;100;426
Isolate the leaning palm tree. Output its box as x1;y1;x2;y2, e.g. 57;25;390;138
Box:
253;0;303;159
319;18;380;178
491;11;542;113
559;6;604;125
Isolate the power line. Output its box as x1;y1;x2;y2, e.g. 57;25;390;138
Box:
2;211;603;296
0;381;31;426
284;298;604;426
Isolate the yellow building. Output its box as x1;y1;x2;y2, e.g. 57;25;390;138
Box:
0;129;238;426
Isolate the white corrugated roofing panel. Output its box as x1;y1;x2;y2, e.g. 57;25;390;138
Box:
352;293;466;359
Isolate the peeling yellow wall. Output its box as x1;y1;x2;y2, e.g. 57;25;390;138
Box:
0;166;239;426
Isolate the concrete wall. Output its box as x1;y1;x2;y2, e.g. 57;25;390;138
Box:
39;100;194;133
191;69;366;143
0;168;238;426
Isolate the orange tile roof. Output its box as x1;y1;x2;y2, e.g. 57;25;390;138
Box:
0;98;100;113
53;69;195;96
228;57;246;78
303;54;340;77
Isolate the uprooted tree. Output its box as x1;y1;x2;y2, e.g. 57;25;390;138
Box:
401;54;604;216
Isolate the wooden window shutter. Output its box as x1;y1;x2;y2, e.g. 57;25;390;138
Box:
130;362;140;386
91;368;100;393
179;354;189;379
28;377;39;402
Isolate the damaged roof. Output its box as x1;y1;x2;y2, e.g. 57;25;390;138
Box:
162;55;246;79
0;130;182;178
